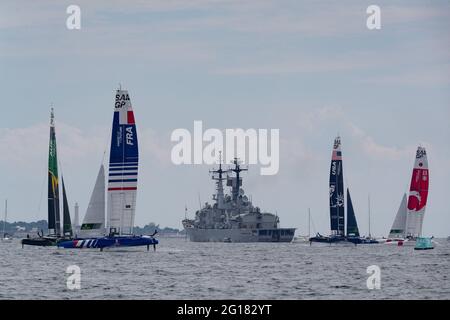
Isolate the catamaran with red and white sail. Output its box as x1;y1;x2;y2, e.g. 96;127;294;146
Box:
384;146;429;246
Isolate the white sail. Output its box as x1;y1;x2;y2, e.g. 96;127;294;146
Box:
79;165;105;237
405;147;429;238
388;193;407;239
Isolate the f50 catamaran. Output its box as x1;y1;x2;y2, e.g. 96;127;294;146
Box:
385;146;429;246
22;109;73;247
310;136;348;244
310;136;379;245
58;88;158;251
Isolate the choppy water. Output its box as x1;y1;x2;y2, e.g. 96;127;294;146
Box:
1;238;449;299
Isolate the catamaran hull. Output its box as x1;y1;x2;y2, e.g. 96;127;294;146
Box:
384;238;415;246
57;236;158;249
185;228;295;243
309;236;351;245
21;238;58;247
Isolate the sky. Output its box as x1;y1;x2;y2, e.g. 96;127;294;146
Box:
0;0;449;237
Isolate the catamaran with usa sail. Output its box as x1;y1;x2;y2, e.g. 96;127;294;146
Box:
22;109;73;247
384;146;429;246
310;136;348;244
309;136;378;245
58;88;158;251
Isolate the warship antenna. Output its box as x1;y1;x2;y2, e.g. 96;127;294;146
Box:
210;151;227;207
210;151;226;181
230;157;248;201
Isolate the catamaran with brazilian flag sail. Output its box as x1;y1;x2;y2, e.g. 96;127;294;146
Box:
58;88;158;251
22;109;73;247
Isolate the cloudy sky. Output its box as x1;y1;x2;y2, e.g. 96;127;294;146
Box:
1;0;449;237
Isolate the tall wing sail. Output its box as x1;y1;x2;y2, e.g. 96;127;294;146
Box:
47;108;60;236
80;165;105;236
107;90;139;235
329;136;345;236
388;193;407;238
62;176;73;237
346;188;360;237
405;147;429;237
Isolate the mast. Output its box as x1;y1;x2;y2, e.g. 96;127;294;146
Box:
308;208;311;238
48;108;61;236
229;158;247;201
210;151;226;208
368;194;371;238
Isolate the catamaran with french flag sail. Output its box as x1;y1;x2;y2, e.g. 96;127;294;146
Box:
384;146;430;246
58;88;158;251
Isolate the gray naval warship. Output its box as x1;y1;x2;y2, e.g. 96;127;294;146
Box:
182;155;296;242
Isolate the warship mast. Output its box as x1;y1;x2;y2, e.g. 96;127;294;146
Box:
229;158;247;201
210;151;226;209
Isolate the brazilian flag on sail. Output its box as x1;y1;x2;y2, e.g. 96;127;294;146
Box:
47;109;60;235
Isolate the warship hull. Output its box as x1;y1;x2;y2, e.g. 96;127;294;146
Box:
185;227;295;243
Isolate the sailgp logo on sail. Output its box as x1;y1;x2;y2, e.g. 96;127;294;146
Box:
171;121;279;175
115;92;130;108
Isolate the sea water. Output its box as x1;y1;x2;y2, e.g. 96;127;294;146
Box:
0;238;449;299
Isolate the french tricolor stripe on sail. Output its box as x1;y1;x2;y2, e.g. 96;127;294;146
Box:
118;109;136;125
108;180;137;191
